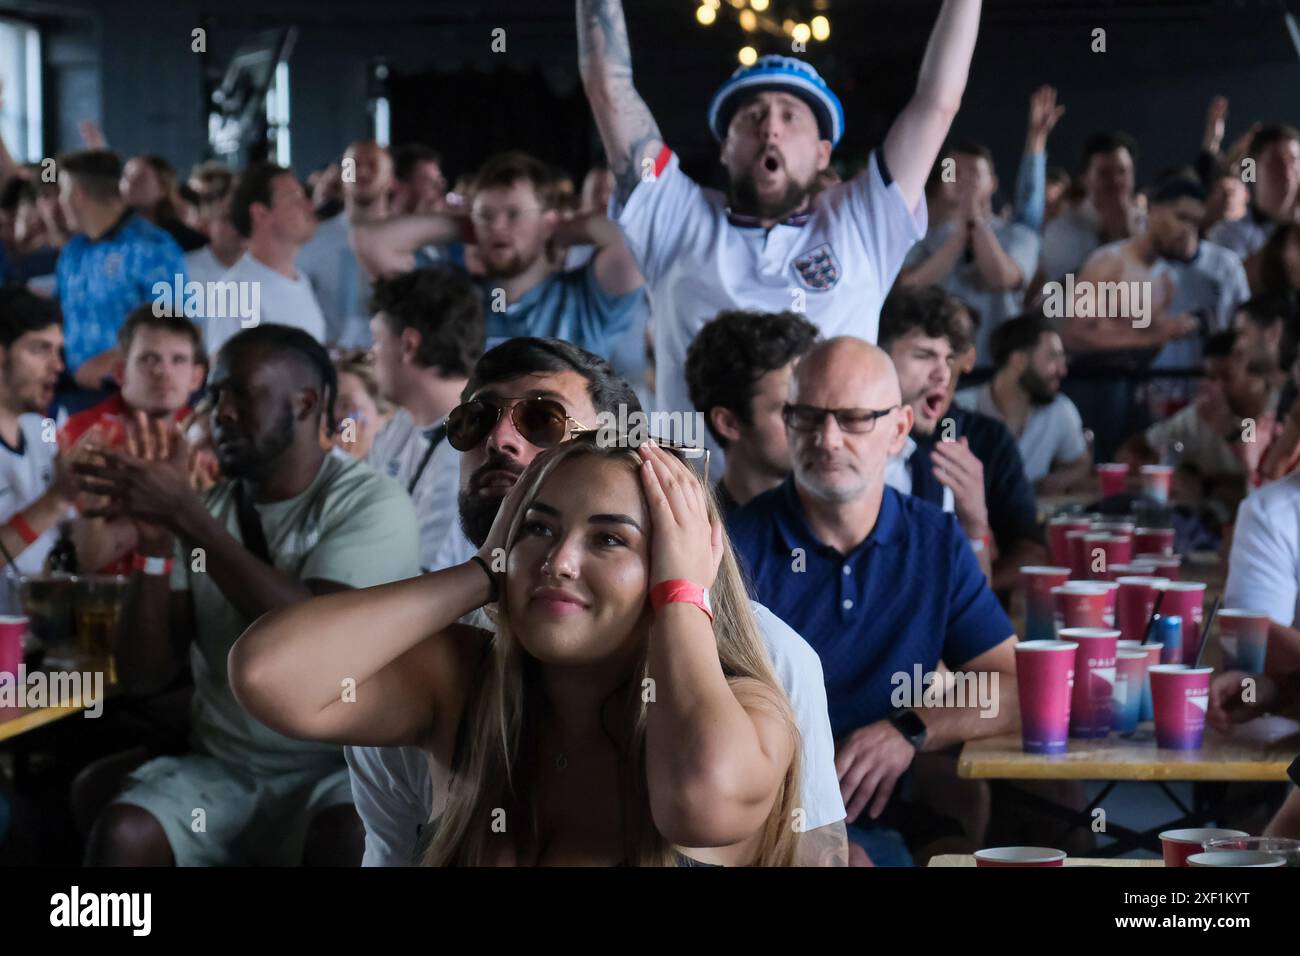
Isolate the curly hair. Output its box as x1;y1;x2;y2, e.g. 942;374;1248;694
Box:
685;310;820;448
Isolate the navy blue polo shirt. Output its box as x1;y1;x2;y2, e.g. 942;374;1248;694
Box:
909;404;1042;550
727;479;1014;740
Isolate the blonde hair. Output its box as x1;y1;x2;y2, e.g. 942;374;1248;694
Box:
423;440;801;866
333;349;395;417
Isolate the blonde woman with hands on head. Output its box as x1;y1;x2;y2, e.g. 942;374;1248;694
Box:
230;439;800;866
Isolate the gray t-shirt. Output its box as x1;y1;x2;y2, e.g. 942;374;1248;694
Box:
902;218;1040;366
344;601;846;865
955;383;1088;484
1207;213;1275;261
297;212;373;348
170;454;420;775
1039;205;1105;283
1150;240;1250;371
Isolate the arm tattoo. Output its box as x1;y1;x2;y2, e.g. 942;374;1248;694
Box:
795;820;849;867
576;0;664;206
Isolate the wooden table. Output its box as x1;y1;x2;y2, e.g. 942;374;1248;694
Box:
959;718;1300;856
930;854;1162;867
960;718;1300;783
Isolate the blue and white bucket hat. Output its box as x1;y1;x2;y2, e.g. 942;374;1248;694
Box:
707;55;845;147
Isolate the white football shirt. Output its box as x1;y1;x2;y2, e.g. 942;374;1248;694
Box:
617;148;926;440
0;414;63;590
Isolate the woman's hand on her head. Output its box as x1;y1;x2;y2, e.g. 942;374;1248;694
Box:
474;468;531;578
638;442;723;589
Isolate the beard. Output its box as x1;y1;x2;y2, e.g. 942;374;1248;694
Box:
1019;368;1058;406
457;451;527;547
728;166;813;221
218;402;296;480
483;245;537;279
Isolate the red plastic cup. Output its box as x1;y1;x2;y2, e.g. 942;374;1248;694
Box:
1159;828;1249;868
1021;566;1072;642
1157;582;1207;665
1089;579;1119;627
1097;463;1130;497
1083;533;1133;579
1048;517;1093;567
1107;562;1159;580
1140;464;1173;503
1217;609;1271;673
1090;520;1136;535
1053;585;1109;630
1116;576;1170;644
974;847;1067;867
0;616;25;680
1059;627;1119;738
1135;553;1181;580
1149;665;1213;749
1015;640;1079;754
1134;527;1176;556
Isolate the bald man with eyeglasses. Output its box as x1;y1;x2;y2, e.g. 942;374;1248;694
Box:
725;336;1018;866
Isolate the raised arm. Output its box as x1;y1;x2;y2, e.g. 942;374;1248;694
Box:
351;213;464;280
882;0;983;211
551;210;644;294
576;0;665;209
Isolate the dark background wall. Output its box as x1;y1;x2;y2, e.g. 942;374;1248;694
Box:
2;0;1298;193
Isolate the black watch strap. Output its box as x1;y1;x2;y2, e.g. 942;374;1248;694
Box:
890;708;928;751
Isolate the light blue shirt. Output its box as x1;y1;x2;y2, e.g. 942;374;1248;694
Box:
479;263;643;357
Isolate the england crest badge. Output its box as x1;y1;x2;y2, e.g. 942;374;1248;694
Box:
792;243;841;291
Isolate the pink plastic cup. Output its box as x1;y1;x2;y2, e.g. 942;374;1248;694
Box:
1053;585;1110;630
1021;567;1072;642
1106;562;1159;581
1112;650;1151;733
1059;627;1119;738
0;616;25;680
1116;576;1170;644
1048;517;1093;568
1140;464;1174;503
1088;579;1119;627
1065;530;1092;579
1015;640;1079;754
1217;609;1271;673
1134;527;1176;556
1097;463;1130;497
1157;582;1207;665
1160;828;1249;868
1149;665;1213;750
1135;553;1182;580
974;847;1067;867
1083;533;1133;579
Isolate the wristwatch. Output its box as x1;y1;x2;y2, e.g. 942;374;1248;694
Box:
889;708;928;752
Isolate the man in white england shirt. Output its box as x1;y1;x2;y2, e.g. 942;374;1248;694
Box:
575;0;982;440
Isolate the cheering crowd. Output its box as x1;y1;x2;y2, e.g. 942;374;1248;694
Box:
2;0;1300;866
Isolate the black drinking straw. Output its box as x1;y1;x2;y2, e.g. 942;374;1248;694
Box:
1194;595;1222;668
1141;590;1166;644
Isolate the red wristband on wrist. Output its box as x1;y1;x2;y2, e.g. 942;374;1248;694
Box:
132;553;174;576
649;580;712;621
7;513;38;545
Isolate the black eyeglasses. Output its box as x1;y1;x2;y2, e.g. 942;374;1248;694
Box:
781;403;900;434
446;397;589;452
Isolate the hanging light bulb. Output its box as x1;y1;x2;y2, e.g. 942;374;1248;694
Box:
792;22;811;44
739;45;758;65
696;4;717;26
751;0;770;10
739;9;757;31
782;18;795;34
811;15;830;41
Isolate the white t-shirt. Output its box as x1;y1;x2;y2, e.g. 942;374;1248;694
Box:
617;149;925;441
365;408;464;572
955;384;1088;484
204;252;327;358
1225;469;1300;627
297;212;373;348
345;600;845;866
0;414;64;609
183;245;231;287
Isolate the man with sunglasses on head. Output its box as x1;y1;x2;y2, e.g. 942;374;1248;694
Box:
344;336;851;866
726;336;1018;866
352;151;645;359
365;265;484;572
